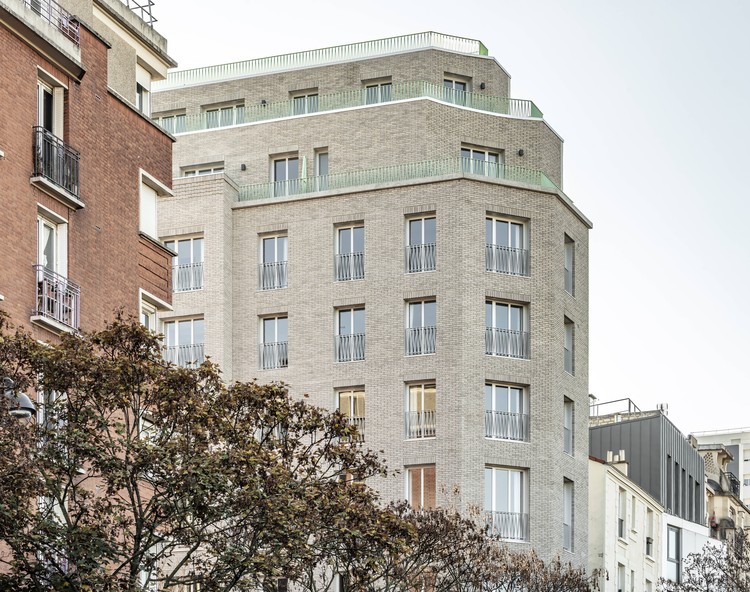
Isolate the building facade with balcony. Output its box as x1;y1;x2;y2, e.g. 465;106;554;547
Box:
0;0;175;339
692;428;750;507
152;32;592;563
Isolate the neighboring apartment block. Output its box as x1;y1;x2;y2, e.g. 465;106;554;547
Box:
0;0;175;338
152;32;592;563
692;428;750;507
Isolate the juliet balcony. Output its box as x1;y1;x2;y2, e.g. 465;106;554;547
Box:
32;265;80;333
485;410;530;442
485;328;530;360
405;409;436;439
164;344;204;368
485;511;529;542
31;127;82;209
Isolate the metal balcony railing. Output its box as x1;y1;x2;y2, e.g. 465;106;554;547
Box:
335;252;364;281
163;344;204;368
405;326;436;356
485;511;529;541
405;243;436;273
33;127;80;200
24;0;80;45
485;328;530;359
173;262;203;292
346;416;365;442
260;342;288;369
33;265;80;330
335;333;365;362
238;157;559;202
258;261;288;290
722;471;741;497
119;0;156;26
485;244;529;276
484;411;529;442
405;409;436;439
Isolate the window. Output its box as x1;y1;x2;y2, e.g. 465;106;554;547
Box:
461;146;504;177
37;77;63;137
338;389;365;441
204;103;245;128
618;488;626;539
617;564;625;592
405;216;436;273
406;300;436;356
259;235;288;290
140;300;157;332
405;383;436;439
272;155;299;197
335;225;364;281
563;479;574;551
484;384;528;441
260;316;288;369
406;465;436;510
182;165;225;177
564;317;575;375
631;496;637;531
157;113;187;134
363;80;392;104
164;237;204;292
336;308;365;362
315;149;329;191
485;301;529;359
136;64;151;115
486;217;529;276
292;91;319;115
139;177;159;238
164;319;204;368
666;526;681;582
563;398;574;455
630;570;635;592
443;77;468;105
564;234;575;295
646;507;654;556
484;466;528;540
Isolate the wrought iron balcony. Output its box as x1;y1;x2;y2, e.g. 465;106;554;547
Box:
163;344;204;368
405;243;436;273
335;252;364;281
173;262;203;292
405;326;436;356
484;411;529;442
405;409;436;439
485;244;529;276
32;127;81;206
258;261;288;290
24;0;80;45
485;328;530;359
260;341;288;369
722;471;741;497
33;265;80;331
335;333;365;362
485;511;529;541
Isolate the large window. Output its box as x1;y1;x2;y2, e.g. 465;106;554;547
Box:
364;80;392;104
406;300;436;356
260;316;288;369
563;479;574;551
484;466;528;540
461;147;504;177
164;319;204;368
406;465;436;510
338;389;365;441
484;384;528;442
272;156;299;197
336;308;365;362
486;217;529;276
335;225;364;281
405;383;436;439
165;237;204;292
564;317;575;374
485;301;529;359
259;235;288;290
405;216;436;273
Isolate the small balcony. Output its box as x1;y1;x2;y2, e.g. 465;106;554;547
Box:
485;328;530;359
24;0;80;45
485;511;529;541
258;261;288;290
485;411;529;442
405;326;436;356
335;252;364;281
345;416;365;442
485;244;529;276
405;243;436;273
260;341;288;369
405;409;436;439
32;265;80;332
173;262;203;292
335;333;365;362
164;344;204;368
32;127;82;209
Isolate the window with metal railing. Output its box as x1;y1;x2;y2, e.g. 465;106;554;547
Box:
164;319;204;368
485;384;529;441
405;216;436;273
485;466;529;541
164;237;204;292
405;383;436;439
338;389;365;442
363;80;392;104
335;308;365;362
486;216;529;276
485;301;529;359
406;300;436;356
335;225;364;281
203;103;245;129
260;316;288;369
259;235;288;290
291;92;319;115
461;146;504;178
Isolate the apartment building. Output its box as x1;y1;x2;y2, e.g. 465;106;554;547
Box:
0;0;175;339
152;32;592;563
692;428;750;507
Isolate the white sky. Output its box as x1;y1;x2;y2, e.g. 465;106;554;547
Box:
153;0;750;435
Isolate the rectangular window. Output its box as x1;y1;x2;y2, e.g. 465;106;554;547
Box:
406;465;436;510
136;64;151;116
140;299;157;332
646;507;654;556
486;217;529;276
164;318;205;368
485;301;529;359
164;237;204;292
364;80;392;104
259;235;288;290
617;564;625;592
292;92;319;115
484;384;528;442
34;213;78;330
272;155;299;197
139;180;158;238
405;216;436;273
406;300;436;356
182;164;224;177
564;317;575;375
564;234;575;295
260;316;288;369
666;526;681;582
315;150;329;191
563;479;574;551
335;225;364;281
631;496;637;531
336;308;365;362
461;146;504;177
204;103;245;128
405;383;436;439
563;398;574;455
443;77;468;105
338;389;365;441
484;466;528;541
618;488;626;539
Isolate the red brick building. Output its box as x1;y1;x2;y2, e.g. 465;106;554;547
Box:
0;0;176;338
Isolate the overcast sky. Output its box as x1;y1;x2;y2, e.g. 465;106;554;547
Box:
153;0;750;435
